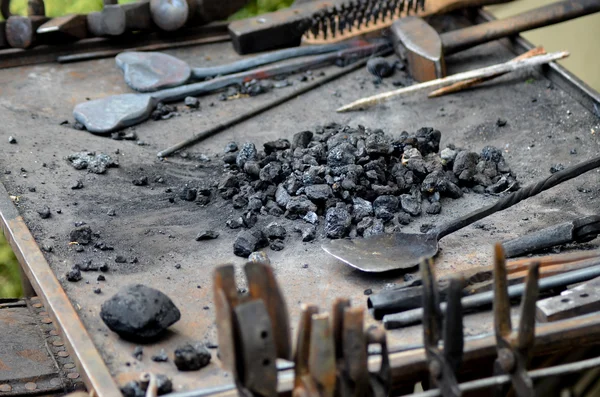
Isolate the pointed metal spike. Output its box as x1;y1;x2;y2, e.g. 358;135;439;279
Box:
517;262;540;352
421;258;441;348
493;243;512;340
443;277;465;374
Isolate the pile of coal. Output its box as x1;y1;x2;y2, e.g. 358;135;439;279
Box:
100;284;181;341
217;124;517;256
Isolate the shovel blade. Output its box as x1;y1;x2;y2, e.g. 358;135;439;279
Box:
116;51;191;92
73;94;156;134
321;233;439;273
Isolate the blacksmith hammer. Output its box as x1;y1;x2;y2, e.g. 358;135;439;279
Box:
101;1;153;36
5;0;48;48
390;0;600;82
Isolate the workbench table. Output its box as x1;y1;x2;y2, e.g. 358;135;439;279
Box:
1;10;599;397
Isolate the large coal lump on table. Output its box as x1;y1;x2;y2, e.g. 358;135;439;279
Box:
100;284;181;341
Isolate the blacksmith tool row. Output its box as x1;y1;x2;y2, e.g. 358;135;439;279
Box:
0;0;244;50
213;260;391;397
210;248;552;397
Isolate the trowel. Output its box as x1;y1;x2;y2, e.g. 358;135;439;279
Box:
322;155;600;272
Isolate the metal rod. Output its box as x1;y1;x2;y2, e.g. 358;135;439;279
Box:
383;263;600;329
402;354;600;397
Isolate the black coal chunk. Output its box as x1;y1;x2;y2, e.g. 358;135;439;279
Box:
325;204;352;239
453;151;479;182
400;193;421;216
121;374;172;397
259;162;284;183
265;223;286;240
233;230;269;257
327;143;356;167
180;187;197;201
352;197;373;221
305;184;332;201
286;196;317;216
196;231;219;241
236;143;258;168
132;176;148;186
550;163;565;174
174;343;212;371
100;284;181;341
66;266;82;282
373;196;398;222
70;225;93;245
38;206;51;219
292;130;313;149
363;218;384;238
264;139;290;154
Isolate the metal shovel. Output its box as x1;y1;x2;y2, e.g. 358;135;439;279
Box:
322;155;600;273
115;41;366;92
74;40;390;134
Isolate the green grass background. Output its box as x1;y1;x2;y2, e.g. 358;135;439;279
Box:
4;0;293;19
0;0;292;297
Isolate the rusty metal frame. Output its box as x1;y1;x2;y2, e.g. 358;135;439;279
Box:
0;182;121;396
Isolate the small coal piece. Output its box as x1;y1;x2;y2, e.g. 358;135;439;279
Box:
152;349;169;362
38;206;51;219
550;163;565;174
132;176;148;186
180;187;197;201
133;346;143;360
196;231;219;241
325;204;352;239
224;142;238;153
66;266;82;282
94;288;102;294
270;240;285;251
100;284;181;341
174;343;211;371
367;57;394;78
265;222;286;240
70;226;93;245
184;96;200;108
233;229;269;258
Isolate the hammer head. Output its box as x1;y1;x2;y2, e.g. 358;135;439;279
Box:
390;16;445;82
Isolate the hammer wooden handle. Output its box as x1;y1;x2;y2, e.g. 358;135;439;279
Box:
442;0;600;55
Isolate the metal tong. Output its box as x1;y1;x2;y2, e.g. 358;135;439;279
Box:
421;258;463;397
213;261;292;397
293;299;391;397
493;243;540;397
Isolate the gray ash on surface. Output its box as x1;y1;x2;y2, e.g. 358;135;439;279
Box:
215;124;518;257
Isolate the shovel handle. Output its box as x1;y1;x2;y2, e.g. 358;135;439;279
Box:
436;156;600;239
441;0;600;55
